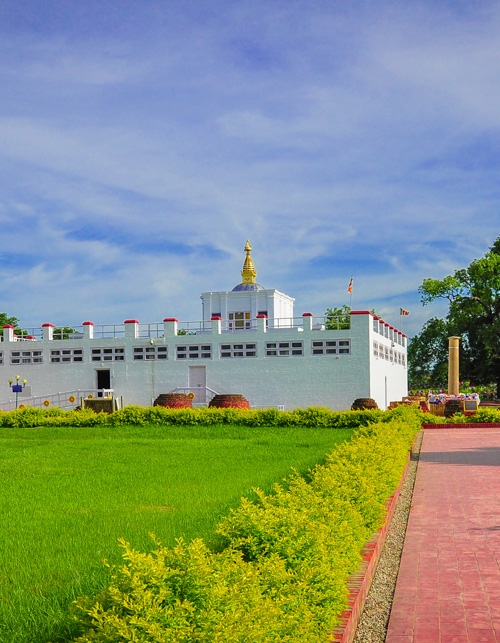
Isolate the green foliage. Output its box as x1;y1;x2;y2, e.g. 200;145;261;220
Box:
0;312;20;328
0;405;386;429
324;304;351;330
68;406;421;643
408;317;449;388
423;406;500;424
1;423;353;643
53;326;77;340
0;312;28;338
415;235;500;395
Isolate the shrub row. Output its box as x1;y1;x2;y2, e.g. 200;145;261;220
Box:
0;404;386;429
67;406;422;643
423;407;500;424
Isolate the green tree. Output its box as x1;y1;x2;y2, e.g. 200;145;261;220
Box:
407;317;450;388
53;326;76;340
325;305;351;330
0;312;20;329
412;235;500;395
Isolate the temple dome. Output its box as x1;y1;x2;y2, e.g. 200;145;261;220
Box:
232;282;265;292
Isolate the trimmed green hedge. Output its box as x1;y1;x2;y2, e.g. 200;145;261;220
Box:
0;404;385;429
66;406;421;643
423;407;500;424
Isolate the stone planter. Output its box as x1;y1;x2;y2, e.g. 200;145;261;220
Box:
209;394;250;409
153;393;193;409
351;397;379;411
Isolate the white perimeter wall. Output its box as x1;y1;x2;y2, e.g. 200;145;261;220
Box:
0;313;407;410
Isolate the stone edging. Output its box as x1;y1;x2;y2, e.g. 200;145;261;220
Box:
422;422;500;429
328;443;414;643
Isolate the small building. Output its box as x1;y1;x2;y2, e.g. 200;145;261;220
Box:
0;242;408;410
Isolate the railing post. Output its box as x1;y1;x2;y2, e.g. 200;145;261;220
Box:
82;321;94;339
163;318;178;337
42;323;54;341
2;325;15;342
256;314;267;332
124;319;139;339
211;315;222;334
302;312;313;331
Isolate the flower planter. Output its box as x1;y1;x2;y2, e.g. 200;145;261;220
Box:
208;394;250;409
351;397;378;411
153;393;193;409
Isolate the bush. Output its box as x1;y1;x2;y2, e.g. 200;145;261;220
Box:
67;406;421;642
423;406;500;424
0;405;390;429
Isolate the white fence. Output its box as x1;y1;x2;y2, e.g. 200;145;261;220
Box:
0;389;110;412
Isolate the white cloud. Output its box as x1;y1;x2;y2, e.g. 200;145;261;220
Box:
0;1;498;337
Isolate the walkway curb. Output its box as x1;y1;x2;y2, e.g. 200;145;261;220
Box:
329;450;412;643
422;422;500;429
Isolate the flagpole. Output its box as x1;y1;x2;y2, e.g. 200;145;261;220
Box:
347;276;353;308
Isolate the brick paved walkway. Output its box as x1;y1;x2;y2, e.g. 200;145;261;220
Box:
385;428;500;643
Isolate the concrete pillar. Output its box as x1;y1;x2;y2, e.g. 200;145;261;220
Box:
163;318;178;337
448;336;460;396
83;321;94;339
256;314;267;333
42;323;54;341
302;312;313;331
211;316;222;334
2;325;15;342
124;319;139;339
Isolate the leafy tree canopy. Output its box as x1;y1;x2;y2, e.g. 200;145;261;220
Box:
0;313;20;329
325;305;351;330
410;236;500;394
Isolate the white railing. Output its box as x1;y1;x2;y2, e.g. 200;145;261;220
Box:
0;315;351;343
0;389;110;412
169;386;219;405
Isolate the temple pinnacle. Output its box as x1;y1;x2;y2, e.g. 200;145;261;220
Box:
241;240;257;284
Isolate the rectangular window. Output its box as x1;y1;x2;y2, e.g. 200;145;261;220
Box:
373;341;378;357
133;346;168;360
91;347;125;362
176;345;212;360
11;349;43;365
228;311;251;330
220;343;257;358
266;341;303;357
311;340;351;355
373;319;379;333
0;351;3;365
50;348;84;363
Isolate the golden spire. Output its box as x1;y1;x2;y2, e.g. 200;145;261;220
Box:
241;240;257;284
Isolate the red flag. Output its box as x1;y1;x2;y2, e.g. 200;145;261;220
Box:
400;308;410;316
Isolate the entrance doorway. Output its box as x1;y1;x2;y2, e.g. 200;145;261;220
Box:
96;369;111;397
189;366;207;403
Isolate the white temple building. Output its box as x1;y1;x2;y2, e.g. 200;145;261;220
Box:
0;242;408;411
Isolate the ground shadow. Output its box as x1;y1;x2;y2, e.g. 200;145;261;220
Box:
418;446;500;466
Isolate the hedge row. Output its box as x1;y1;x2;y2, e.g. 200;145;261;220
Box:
68;406;422;643
0;404;386;429
423;407;500;424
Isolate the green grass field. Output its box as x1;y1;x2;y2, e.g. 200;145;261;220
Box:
0;424;353;643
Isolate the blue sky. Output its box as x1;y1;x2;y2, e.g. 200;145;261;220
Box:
0;0;499;336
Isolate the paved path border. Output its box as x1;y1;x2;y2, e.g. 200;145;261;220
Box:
385;427;500;643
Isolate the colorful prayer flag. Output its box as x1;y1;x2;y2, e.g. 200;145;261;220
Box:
347;278;353;294
400;308;410;316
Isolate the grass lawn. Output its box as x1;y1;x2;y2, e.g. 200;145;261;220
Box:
0;423;353;643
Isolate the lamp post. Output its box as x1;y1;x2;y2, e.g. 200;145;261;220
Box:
8;375;27;410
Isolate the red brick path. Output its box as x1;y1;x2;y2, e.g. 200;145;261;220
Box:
386;428;500;643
